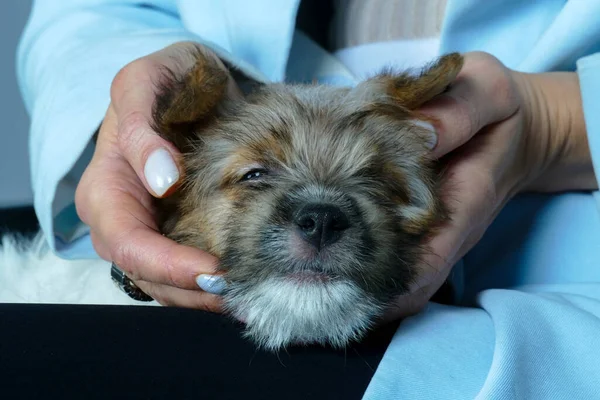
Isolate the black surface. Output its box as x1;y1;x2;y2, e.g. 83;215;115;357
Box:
0;304;397;400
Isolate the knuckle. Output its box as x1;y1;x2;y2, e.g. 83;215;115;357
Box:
89;233;110;261
74;181;91;224
76;177;102;216
449;93;476;137
117;111;148;153
111;241;130;271
154;246;186;288
470;51;498;66
465;52;518;117
490;71;512;100
75;172;112;229
111;238;141;280
110;66;129;99
111;58;154;100
465;51;501;72
489;69;518;113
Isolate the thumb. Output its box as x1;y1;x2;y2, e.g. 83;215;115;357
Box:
111;101;182;198
107;48;197;198
416;52;519;158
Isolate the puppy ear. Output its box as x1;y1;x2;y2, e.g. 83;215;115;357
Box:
152;48;238;152
352;53;464;110
345;54;462;235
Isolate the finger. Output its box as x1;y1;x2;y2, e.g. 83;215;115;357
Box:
134;279;224;312
380;185;477;321
79;141;222;291
418;52;520;158
452;180;515;264
412;142;503;292
89;230;111;261
108;43;219;198
87;180;221;290
88;186;224;291
111;67;183;198
107;223;221;290
380;187;473;321
384;122;516;320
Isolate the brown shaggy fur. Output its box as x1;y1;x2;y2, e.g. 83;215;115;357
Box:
151;49;463;349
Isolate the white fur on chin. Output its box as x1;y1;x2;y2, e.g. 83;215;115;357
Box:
225;277;380;350
0;233;155;306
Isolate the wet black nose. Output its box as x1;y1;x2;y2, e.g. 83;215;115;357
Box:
294;204;350;250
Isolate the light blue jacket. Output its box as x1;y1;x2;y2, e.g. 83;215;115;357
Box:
17;1;600;398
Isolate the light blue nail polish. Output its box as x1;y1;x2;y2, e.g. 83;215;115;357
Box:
196;274;227;295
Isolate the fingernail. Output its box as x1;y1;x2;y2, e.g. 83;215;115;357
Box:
196;274;227;295
410;119;437;150
144;148;179;196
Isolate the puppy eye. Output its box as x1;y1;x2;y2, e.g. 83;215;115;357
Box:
240;169;268;182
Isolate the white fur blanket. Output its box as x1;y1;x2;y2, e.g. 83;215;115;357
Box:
0;234;157;306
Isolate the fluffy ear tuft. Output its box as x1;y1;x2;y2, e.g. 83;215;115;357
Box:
152;48;232;152
352;53;464;110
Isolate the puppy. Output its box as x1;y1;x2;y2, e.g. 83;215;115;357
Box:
152;48;463;350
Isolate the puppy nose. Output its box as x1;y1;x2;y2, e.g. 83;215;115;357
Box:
294;204;350;250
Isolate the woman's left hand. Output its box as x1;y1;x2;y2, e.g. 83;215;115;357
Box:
387;51;597;318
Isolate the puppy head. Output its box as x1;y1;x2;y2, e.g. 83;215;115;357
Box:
153;49;463;350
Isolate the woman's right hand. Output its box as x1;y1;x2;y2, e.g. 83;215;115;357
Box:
75;42;227;310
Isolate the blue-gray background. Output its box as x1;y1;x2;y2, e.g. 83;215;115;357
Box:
1;1;33;208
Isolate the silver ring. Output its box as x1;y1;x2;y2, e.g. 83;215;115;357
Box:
111;263;154;302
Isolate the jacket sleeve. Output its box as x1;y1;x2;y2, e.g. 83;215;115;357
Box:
577;53;600;192
17;0;215;257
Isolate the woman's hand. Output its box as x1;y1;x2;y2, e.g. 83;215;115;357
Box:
387;51;597;318
75;42;226;310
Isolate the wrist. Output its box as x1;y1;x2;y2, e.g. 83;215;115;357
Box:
516;71;597;192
